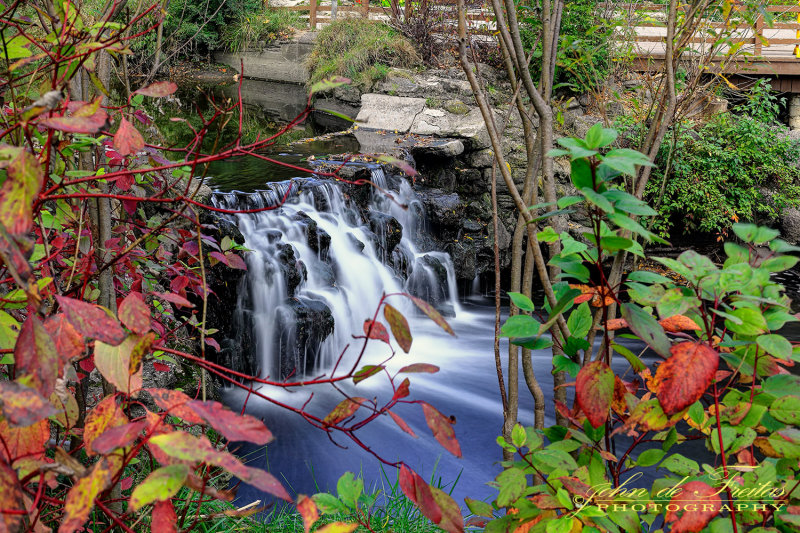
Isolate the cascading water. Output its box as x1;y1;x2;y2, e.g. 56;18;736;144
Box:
212;165;461;379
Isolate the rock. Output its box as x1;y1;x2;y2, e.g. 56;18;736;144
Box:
782;207;800;244
488;219;512;251
417;189;463;229
467;149;494;168
278;297;335;379
356;94;426;132
572;115;603;139
410;139;464;159
275;242;303;296
333;84;362;104
462;219;483;232
293;212;331;260
347;233;366;252
444;99;470;115
368;212;403;257
408;254;454;316
409;106;493;150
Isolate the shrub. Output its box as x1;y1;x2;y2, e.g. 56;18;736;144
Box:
221;8;303;53
307;18;421;89
644;113;800;238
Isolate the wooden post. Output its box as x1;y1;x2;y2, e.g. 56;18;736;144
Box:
363;0;370;19
404;0;412;22
310;0;317;28
755;14;764;57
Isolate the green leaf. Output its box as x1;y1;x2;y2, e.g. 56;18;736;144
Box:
538;226;559;243
310;76;351;95
762;255;799;272
626;270;672;284
511;424;526;448
635;448;665;468
604;190;658;216
611;342;645;372
770;396;800;424
495;467;526;507
660;453;700;476
585;123;618;150
687;401;705;426
508;292;535;312
531;449;578;473
599;236;634;252
336;472;363;508
512;336;553;350
725;307;767;337
129;465;188;511
757;334;792;360
553;354;581;378
570;157;593;189
732;223;779;244
500;314;541;338
558;137;597;160
581;187;614;213
314;493;348;515
620;303;671;358
465;497;494;518
567;302;592;339
557;196;583;209
546;517;575;533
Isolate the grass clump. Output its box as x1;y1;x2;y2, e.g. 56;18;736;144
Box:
307;19;421;89
222;8;303;53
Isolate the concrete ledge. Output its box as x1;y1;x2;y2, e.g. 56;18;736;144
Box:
214;33;316;84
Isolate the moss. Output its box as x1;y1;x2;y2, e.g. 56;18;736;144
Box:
425;97;442;108
307;19;421;90
444;99;470;115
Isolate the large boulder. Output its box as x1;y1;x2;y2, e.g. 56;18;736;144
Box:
277;297;335;379
368;212;403;258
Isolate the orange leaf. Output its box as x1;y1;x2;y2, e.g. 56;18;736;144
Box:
384;304;412;353
655;342;719;415
119;292;150;335
14;315;58;397
0;418;49;464
388;410;417;437
605;318;628;331
323;397;366;426
146;388;206;425
297;495;319;533
44;313;85;363
399;465;463;533
0;460;25;532
84;396;128;456
56;295;126;346
152;500;178;533
659;315;701;333
0;380;56;427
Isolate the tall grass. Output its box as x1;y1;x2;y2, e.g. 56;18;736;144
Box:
307;18;420;89
222;8;304;53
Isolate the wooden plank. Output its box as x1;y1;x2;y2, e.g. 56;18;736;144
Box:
309;0;317;28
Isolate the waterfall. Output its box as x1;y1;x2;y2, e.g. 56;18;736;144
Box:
212;165;460;379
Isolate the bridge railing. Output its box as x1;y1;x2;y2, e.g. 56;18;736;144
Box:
275;0;493;34
604;3;800;59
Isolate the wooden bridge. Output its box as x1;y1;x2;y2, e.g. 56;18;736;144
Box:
274;1;800;90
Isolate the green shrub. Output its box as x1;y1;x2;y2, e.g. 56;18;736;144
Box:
307;19;420;89
519;0;612;94
643;112;800;238
222;8;303;53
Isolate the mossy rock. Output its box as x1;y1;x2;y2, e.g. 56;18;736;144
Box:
444;99;470;115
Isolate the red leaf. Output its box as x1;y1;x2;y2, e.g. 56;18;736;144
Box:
39;105;107;133
655;342;719;415
113;117;144;157
224;251;247;270
90;421;146;455
134;81;178;98
149;432;291;501
61;456;118;533
388;410;416;437
420;402;461;457
409;295;455;336
665;481;721;532
0;381;56;427
152;500;179;533
146;388;206;425
187;401;273;445
323;397;366;426
79;356;95;373
44;313;85;362
208;251;227;266
120;477;133;491
374;154;418;178
393;378;410;400
56;295;126;345
119;292;150;334
399;363;439;374
153;362;170;372
14;315;58;396
0;149;44;235
154;291;195;308
659;314;701;333
363;319;390;344
384;304;412;353
399;465;463;533
205;337;221;351
576;360;615;428
574;293;593;304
